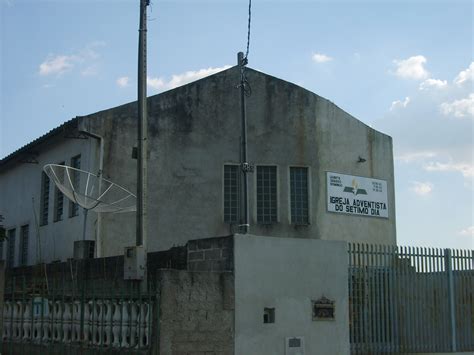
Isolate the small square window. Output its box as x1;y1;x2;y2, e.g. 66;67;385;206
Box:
263;307;275;323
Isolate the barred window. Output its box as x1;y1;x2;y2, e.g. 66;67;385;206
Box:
69;154;81;217
40;172;50;225
7;228;16;268
290;167;309;224
256;166;278;224
19;225;29;266
54;161;65;222
223;165;239;223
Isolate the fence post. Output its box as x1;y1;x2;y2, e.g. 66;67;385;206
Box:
445;248;457;351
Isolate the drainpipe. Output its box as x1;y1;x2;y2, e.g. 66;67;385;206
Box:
79;129;104;258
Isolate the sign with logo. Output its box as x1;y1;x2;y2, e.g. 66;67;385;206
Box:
327;172;388;218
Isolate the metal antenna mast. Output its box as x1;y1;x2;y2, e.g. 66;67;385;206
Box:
137;0;149;250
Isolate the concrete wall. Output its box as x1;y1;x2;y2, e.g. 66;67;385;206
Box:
1;66;396;262
0;134;99;264
158;270;234;355
233;234;350;355
82;66;396;257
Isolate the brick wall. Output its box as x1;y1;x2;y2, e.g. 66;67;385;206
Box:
187;236;233;272
158;270;234;355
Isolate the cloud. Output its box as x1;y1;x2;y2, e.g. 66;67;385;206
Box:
423;161;474;178
376;61;473;183
395;151;437;163
38;42;105;77
147;65;231;91
411;181;434;196
81;65;99;77
116;76;130;88
39;55;76;76
390;97;410;111
440;93;474;119
454;62;474;86
312;53;333;63
419;78;447;90
393;55;429;80
459;226;474;237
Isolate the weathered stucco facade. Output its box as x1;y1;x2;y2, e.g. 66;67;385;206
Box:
0;66;396;264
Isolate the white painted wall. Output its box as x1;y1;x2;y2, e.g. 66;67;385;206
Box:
0;135;99;265
234;234;350;355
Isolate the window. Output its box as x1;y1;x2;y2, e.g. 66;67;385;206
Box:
256;166;278;224
223;164;239;223
19;225;29;266
263;307;275;323
7;228;16;268
0;240;4;261
40;172;50;225
54;161;65;222
69;154;81;217
290;167;309;225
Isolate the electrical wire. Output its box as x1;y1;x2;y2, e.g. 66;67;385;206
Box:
245;0;252;61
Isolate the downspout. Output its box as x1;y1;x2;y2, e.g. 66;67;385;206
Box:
79;129;104;258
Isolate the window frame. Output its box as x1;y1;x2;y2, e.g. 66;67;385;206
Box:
53;161;65;222
40;171;50;226
254;165;279;225
69;154;81;218
288;166;311;225
6;228;16;268
222;163;240;224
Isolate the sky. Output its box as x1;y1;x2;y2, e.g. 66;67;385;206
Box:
1;0;473;249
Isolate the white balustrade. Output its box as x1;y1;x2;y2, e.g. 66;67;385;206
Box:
2;298;152;349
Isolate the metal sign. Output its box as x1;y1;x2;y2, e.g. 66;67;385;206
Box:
327;172;388;218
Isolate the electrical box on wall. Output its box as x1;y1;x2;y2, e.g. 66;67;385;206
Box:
285;336;305;355
124;246;146;280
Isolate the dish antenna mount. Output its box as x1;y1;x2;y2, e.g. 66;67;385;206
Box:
43;164;136;248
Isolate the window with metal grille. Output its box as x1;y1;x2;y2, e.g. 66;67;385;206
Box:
0;240;4;260
256;166;278;224
40;172;50;225
69;154;81;217
223;164;239;223
290;167;309;224
54;161;65;222
19;225;29;266
7;228;16;268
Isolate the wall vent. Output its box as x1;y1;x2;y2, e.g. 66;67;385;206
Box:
285;336;305;355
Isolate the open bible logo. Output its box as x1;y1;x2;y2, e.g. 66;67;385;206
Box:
343;179;367;195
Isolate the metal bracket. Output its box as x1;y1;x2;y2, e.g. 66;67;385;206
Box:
241;162;254;173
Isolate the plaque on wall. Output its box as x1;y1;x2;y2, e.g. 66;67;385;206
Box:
312;296;335;321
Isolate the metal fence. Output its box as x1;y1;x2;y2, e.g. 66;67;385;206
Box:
348;244;474;354
1;261;156;355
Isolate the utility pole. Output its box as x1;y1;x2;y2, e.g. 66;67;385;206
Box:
238;52;250;234
137;0;149;250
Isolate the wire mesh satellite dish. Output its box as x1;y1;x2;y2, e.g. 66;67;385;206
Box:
43;164;136;213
